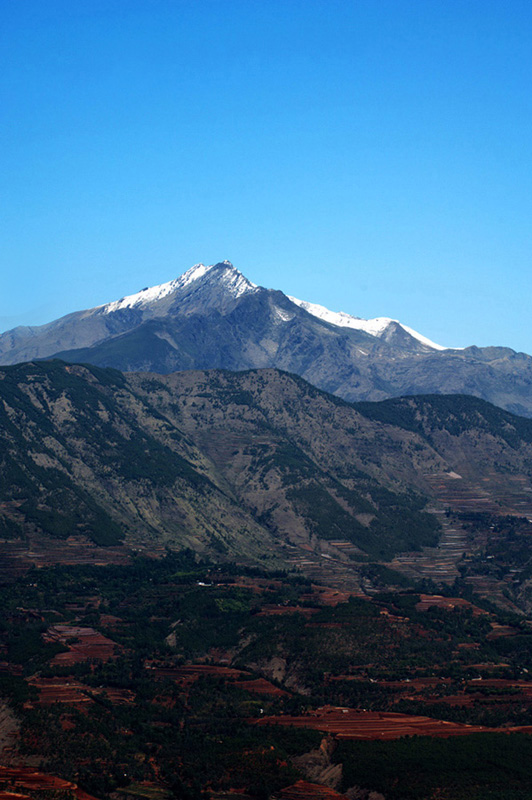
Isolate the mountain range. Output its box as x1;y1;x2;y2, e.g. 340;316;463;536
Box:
3;266;532;799
2;261;532;415
3;359;532;601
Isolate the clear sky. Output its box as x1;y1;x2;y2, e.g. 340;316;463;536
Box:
2;0;532;351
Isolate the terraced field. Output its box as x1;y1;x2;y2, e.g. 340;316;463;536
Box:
0;766;99;800
255;707;495;740
274;781;349;800
43;624;121;665
144;663;288;697
390;510;468;584
0;534;133;583
3;552;532;799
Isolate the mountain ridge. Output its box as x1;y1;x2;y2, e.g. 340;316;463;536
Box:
3;360;532;592
0;261;436;361
1;261;532;415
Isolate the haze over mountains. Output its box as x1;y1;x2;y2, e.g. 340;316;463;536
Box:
2;261;532;415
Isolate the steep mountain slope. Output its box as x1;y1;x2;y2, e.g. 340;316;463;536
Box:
2;262;532;414
356;393;532;516
2;361;532;584
0;361;279;564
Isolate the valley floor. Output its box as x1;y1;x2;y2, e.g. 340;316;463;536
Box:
2;554;532;799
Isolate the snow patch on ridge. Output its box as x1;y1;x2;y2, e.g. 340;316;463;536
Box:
288;296;452;351
216;263;258;298
98;261;457;351
398;322;450;351
273;305;294;323
102;264;212;314
101;261;256;314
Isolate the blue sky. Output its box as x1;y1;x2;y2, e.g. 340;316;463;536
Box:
2;0;532;351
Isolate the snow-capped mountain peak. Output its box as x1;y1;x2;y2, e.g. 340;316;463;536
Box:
288;296;450;351
211;261;258;298
99;261;453;350
101;261;256;315
1;259;526;418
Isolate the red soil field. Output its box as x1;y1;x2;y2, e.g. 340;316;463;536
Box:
416;594;487;615
0;793;32;800
144;663;286;696
229;576;285;593
43;624;121;665
0;533;132;583
254;706;495;740
423;472;532;517
0;766;99;800
234;678;288;697
256;606;319;618
27;676;135;707
277;780;349;800
300;588;366;606
467;678;532;695
486;622;519;640
0;663;22;677
378;609;408;623
428;694;476;707
98;614;123;628
330;674;532;708
146;663;244;680
28;677;92;707
330;676;452;694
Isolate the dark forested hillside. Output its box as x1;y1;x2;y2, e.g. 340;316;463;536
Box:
2;361;532;596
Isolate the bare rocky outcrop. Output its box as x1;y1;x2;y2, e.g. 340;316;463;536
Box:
292;737;342;789
0;702;20;764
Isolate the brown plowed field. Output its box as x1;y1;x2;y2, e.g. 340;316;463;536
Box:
146;664;244;680
0;793;32;800
276;780;349;799
0;766;99;800
28;677;92;706
144;664;287;696
424;472;532;517
254;707;494;740
256;606;318;618
467;678;532;695
0;534;131;583
486;622;519;640
300;588;365;606
43;624;120;664
234;678;288;697
28;676;135;707
416;594;487;615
